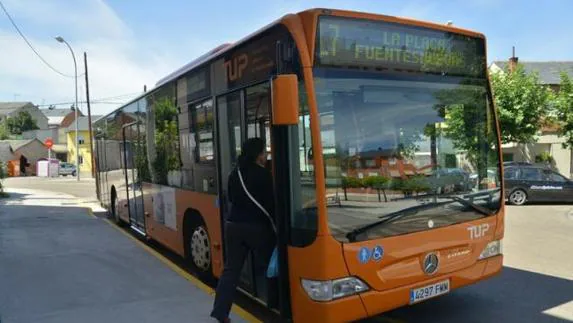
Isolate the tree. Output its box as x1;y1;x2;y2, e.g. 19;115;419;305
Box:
400;175;431;197
554;72;573;149
490;65;552;144
0;121;9;140
341;176;362;201
5;111;39;135
363;175;390;202
433;79;497;172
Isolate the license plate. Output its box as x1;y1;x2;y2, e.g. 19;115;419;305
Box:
409;280;450;304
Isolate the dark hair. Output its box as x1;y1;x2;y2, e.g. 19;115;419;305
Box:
238;138;265;167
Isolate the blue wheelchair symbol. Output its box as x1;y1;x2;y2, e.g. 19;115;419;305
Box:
372;245;384;262
358;247;371;264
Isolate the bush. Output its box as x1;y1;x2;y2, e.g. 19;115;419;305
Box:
391;175;431;197
535;152;554;164
362;176;390;189
341;176;363;188
363;176;390;202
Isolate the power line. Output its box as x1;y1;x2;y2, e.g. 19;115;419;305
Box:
35;92;142;107
91;92;142;102
0;0;84;78
39;101;127;107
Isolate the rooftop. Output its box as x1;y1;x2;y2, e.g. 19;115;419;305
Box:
0;102;34;115
0;139;38;151
491;61;573;85
66;116;103;132
41;108;76;118
0;142;15;162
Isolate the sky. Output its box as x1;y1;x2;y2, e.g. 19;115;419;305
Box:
1;0;572;117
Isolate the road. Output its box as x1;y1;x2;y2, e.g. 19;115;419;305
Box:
3;177;573;322
3;176;98;199
0;186;251;323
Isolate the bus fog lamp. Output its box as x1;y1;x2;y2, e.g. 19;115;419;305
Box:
479;240;502;259
302;277;369;301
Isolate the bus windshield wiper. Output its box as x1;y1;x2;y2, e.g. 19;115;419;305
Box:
346;201;451;242
345;196;494;242
439;195;494;216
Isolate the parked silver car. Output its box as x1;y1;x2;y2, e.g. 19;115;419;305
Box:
59;162;76;176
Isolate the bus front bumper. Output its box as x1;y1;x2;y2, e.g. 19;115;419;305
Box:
358;255;503;318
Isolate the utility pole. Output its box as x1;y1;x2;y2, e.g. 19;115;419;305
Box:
84;52;98;200
84;52;94;178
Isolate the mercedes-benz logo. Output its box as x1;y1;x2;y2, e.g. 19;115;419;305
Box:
423;253;439;275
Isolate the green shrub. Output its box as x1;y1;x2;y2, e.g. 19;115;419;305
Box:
363;176;390;202
535;152;554;163
341;176;363;188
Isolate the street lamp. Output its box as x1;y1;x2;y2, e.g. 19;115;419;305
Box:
55;36;80;181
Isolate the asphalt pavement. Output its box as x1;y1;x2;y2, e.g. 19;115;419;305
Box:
0;186;251;323
2;177;573;323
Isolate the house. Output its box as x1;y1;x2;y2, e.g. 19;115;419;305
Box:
489;57;573;177
0;139;49;175
21;107;85;162
0;102;49;130
40;106;83;144
66;115;102;175
0;142;15;164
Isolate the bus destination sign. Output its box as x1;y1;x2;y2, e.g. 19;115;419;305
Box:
316;16;485;77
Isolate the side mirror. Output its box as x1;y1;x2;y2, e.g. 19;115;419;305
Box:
272;74;299;125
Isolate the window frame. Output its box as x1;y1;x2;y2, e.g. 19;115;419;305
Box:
543;169;568;183
189;98;215;164
504;167;519;180
519;167;543;181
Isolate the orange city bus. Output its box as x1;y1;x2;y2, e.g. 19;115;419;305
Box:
94;8;505;323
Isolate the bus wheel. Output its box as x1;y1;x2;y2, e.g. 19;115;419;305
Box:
111;191;123;225
509;189;527;205
188;222;212;277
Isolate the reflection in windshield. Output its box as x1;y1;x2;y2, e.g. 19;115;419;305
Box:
313;69;501;241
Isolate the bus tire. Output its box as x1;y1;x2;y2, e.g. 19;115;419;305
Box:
184;211;213;280
509;189;527;205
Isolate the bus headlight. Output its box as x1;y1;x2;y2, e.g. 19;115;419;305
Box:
479;240;502;259
301;277;369;301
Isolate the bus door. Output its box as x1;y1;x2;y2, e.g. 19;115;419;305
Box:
216;82;282;309
122;122;146;234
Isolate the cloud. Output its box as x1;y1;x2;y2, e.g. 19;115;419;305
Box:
0;0;170;116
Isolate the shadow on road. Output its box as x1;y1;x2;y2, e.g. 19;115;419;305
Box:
381;266;573;322
0;192;29;204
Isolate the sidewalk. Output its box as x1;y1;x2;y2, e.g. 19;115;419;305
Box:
0;188;252;323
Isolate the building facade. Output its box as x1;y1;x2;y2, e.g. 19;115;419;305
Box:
66;116;101;175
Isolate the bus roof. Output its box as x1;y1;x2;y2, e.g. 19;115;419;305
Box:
155;8;484;88
155;14;289;88
98;8;485;123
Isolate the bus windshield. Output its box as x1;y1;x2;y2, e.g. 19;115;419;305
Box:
314;68;501;242
312;16;501;242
